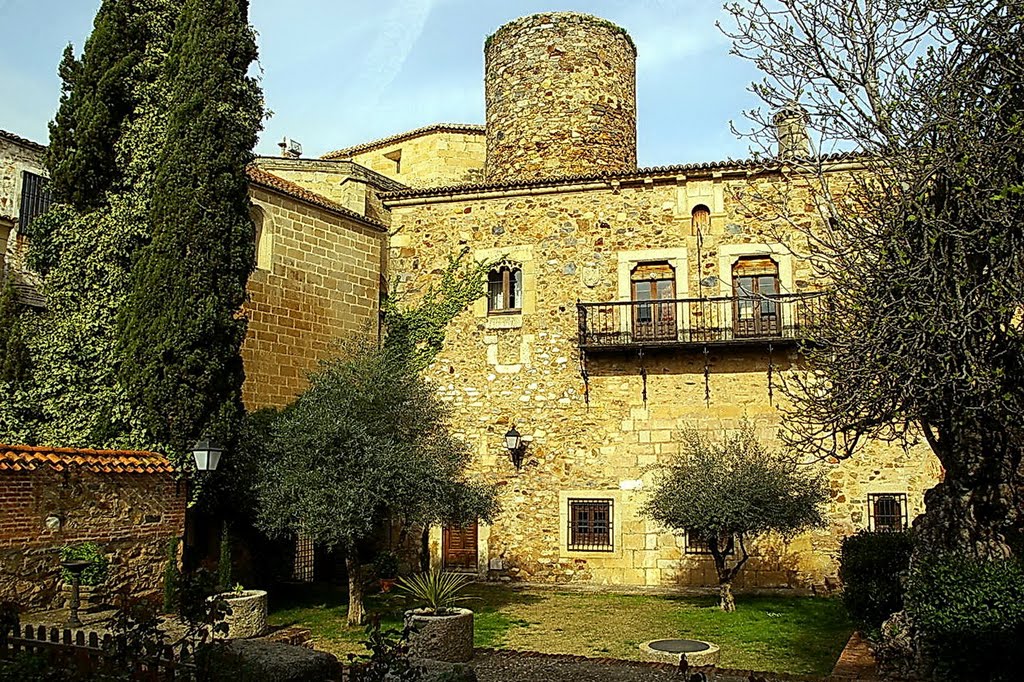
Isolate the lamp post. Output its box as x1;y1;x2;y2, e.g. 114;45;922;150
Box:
504;427;526;470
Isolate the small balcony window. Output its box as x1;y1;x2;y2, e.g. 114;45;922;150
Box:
732;256;781;338
868;493;908;532
19;171;52;236
487;262;522;314
685;532;735;556
568;498;613;551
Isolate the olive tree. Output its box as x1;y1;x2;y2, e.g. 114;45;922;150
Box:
250;340;498;625
643;425;828;611
721;0;1024;560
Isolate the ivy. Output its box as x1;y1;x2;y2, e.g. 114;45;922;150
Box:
382;248;493;369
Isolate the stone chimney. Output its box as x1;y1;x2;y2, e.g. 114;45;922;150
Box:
773;103;810;159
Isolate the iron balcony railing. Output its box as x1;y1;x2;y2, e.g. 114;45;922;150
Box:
577;292;824;350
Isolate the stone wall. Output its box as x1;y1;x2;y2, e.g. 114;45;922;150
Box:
242;185;387;409
0;468;185;609
0;132;47;272
484;13;637;182
343;130;486;189
384;168;942;589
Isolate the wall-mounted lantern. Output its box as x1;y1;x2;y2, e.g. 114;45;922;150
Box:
190;438;224;472
504;426;527;470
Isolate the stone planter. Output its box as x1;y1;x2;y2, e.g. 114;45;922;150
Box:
217;589;268;639
404;608;474;663
62;584;106;613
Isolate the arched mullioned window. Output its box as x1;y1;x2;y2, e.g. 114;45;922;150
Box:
251;205;272;271
487;261;523;314
691;204;711;236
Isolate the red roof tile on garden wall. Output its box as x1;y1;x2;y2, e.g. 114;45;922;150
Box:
0;444;174;474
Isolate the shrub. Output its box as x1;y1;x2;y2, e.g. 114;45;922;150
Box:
839;530;912;630
397;570;474;615
373;551;400;580
905;553;1024;681
59;542;109;587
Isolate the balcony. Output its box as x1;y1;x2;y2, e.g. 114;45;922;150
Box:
576;292;824;352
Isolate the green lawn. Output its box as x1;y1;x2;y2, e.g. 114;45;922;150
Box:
268;583;852;676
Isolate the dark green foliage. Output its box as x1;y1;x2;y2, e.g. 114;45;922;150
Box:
59;541;109;587
0;274;30;384
839;530;913;630
117;0;262;460
347;617;424;682
373;551;399;580
162;536;180;614
905;553;1024;681
218;521;233;591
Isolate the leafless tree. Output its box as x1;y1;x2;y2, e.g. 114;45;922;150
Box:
721;0;1024;559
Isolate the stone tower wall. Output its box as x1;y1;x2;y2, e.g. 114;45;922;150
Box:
484;13;637;182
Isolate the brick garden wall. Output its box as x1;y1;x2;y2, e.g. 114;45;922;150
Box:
0;468;185;610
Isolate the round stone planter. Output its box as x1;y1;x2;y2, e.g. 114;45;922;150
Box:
217;589;268;639
640;639;720;668
404;608;474;663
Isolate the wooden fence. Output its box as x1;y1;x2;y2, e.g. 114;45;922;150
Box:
1;623;195;680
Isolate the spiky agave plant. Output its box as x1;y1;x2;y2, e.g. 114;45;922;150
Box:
396;569;475;615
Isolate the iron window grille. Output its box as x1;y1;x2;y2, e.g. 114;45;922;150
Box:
685;532;736;556
568;498;614;551
867;493;908;532
292;533;315;582
18;171;52;236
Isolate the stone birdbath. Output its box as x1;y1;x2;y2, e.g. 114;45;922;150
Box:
640;638;720;669
60;559;92;628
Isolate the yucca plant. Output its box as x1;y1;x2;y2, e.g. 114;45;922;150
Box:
396;569;475;615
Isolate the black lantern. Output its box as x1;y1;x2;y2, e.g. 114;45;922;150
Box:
504;427;526;470
191;438;224;472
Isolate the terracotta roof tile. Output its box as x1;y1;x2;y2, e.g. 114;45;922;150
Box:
246;166;387;231
0;129;46;152
321;123;485;160
380;152;864;201
0;444;175;474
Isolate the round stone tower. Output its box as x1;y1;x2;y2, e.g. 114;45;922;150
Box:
484;12;637;182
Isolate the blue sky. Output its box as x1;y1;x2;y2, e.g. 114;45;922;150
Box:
0;0;764;166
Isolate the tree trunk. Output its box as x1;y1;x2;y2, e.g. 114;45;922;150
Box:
346;546;365;626
719;580;736;612
915;423;1022;561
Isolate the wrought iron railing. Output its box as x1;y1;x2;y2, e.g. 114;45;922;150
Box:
576;292;824;349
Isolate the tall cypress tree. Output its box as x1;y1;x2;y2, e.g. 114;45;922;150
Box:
117;0;262;457
7;0;183;449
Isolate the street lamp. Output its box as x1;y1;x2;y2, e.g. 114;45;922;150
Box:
504;427;526;470
190;438;224;472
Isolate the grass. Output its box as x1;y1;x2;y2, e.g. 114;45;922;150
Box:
268;582;852;676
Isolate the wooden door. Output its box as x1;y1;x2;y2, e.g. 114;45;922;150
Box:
442;522;478;571
631;278;677;341
732;258;781;338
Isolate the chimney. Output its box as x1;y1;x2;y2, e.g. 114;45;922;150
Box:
278;137;303;159
773;103;810;159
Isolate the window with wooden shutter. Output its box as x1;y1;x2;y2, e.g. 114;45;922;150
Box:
732;256;781;338
630;262;676;341
691;204;710;236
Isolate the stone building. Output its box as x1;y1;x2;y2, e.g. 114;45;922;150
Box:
2;10;943;590
297;12;939;588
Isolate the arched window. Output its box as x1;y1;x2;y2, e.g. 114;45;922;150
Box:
691;204;710;236
732;256;780;338
487;261;522;314
251;205;272;271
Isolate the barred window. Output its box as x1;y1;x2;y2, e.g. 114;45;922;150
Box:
685;532;735;556
868;493;908;532
568;498;613;551
19;171;52;236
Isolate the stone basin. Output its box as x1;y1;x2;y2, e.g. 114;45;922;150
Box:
639;638;720;668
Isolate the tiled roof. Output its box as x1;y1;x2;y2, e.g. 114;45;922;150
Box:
0;129;46;152
321;123;486;160
246;166;387;231
0;444;174;474
380;152;863;201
